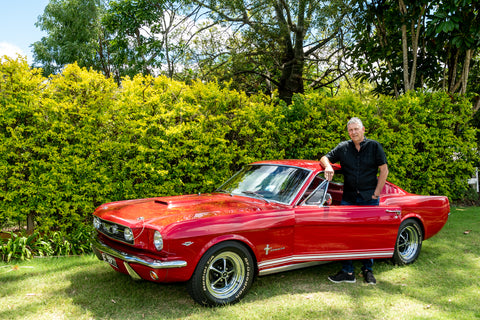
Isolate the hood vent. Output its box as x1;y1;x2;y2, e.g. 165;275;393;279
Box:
154;200;169;206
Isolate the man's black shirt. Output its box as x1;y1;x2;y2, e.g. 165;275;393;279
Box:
325;138;388;203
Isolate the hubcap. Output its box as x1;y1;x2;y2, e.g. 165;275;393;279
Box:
206;251;245;299
398;225;420;261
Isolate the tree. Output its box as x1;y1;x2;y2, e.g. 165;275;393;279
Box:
32;0;111;76
348;0;434;96
103;0;206;82
426;0;480;95
348;0;480;97
32;0;354;101
468;53;480;112
188;0;350;103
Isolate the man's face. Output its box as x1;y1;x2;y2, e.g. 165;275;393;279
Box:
347;122;365;144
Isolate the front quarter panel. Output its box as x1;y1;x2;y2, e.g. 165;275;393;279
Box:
162;208;295;281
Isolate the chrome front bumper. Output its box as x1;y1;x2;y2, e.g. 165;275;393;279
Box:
91;236;187;270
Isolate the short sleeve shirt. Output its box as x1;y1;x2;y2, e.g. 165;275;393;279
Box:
325;138;387;203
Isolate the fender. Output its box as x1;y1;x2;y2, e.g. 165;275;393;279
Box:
191;233;258;270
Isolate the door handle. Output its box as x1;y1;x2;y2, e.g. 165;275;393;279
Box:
386;209;401;218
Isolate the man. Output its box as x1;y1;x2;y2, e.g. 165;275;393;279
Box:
320;117;389;285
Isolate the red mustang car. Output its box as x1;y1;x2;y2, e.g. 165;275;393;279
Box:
91;160;450;306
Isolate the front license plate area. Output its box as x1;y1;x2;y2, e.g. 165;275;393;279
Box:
102;253;118;268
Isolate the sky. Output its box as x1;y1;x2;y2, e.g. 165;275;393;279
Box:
0;0;50;63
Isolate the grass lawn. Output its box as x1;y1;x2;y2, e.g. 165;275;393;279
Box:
1;207;479;320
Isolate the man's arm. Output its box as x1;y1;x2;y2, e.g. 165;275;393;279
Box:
373;163;389;199
320;156;334;181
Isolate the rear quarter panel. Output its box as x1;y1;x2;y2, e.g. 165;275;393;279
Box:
382;195;450;239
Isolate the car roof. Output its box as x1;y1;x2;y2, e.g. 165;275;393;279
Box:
251;159;341;172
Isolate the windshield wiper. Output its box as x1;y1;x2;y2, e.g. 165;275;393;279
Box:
241;191;270;203
215;189;233;196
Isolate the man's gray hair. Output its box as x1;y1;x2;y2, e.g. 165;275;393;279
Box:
347;117;364;128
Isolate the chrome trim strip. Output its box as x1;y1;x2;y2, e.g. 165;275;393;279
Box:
258;251;394;269
259;261;330;276
123;262;142;280
91;237;187;269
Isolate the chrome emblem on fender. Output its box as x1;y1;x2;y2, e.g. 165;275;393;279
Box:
182;241;194;246
264;244;271;255
264;244;285;255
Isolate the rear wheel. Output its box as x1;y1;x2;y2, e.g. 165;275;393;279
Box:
187;241;254;306
392;219;423;265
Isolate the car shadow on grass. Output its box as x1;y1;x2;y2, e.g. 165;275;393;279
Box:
65;258;349;317
66;260;203;319
66;258;388;319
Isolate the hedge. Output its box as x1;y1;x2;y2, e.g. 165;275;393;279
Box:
0;56;478;234
283;91;478;199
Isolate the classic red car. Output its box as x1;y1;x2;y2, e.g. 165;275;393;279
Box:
91;160;450;306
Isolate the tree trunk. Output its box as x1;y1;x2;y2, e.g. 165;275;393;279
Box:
399;0;411;92
398;0;425;93
27;213;35;234
460;49;472;95
278;53;304;105
274;0;305;104
474;96;480;113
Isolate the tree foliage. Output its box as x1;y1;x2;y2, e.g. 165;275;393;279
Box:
102;0;207;82
31;0;480;106
32;0;110;76
33;0;352;103
349;0;480;97
426;0;480;95
189;0;350;103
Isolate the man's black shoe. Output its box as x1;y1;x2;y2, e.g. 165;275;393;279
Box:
328;271;356;283
363;269;376;285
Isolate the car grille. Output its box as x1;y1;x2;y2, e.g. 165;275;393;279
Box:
95;218;134;245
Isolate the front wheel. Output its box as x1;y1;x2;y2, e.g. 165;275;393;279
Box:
187;241;255;307
392;219;423;265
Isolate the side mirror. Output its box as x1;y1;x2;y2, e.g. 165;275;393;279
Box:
324;193;332;206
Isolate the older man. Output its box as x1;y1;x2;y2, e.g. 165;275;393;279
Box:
320;117;389;284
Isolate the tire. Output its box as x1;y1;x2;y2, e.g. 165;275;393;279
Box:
187;241;255;307
392;219;423;265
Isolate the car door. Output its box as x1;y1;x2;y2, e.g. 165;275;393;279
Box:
293;175;402;262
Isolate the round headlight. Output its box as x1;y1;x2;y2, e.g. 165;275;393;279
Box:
124;228;134;242
93;217;101;230
153;231;163;251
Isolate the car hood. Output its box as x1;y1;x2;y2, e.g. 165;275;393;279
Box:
94;193;286;228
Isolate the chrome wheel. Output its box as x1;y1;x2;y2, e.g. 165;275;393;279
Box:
206;251;245;299
397;225;420;261
393;219;423;265
187;241;254;306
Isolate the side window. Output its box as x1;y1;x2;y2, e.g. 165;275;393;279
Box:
304;180;330;206
299;171;344;206
299;174;324;204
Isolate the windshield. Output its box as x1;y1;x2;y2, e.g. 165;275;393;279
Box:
218;164;310;204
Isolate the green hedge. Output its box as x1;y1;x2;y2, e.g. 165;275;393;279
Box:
283;92;478;199
0;57;478;234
